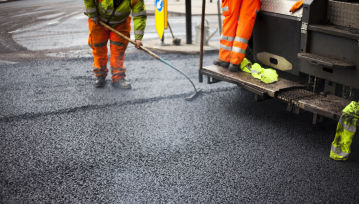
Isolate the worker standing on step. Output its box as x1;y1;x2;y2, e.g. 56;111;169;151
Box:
214;0;261;72
84;0;147;88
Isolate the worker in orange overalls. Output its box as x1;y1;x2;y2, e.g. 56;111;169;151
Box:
214;0;261;72
85;0;147;88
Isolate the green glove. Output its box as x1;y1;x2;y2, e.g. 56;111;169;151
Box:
240;58;279;84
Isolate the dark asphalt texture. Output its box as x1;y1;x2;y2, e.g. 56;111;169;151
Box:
1;51;359;203
0;51;231;119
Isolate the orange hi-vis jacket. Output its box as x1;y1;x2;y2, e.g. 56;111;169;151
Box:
219;0;261;65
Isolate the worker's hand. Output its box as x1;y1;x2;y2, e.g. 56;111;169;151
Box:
90;17;99;24
135;40;143;49
289;0;304;13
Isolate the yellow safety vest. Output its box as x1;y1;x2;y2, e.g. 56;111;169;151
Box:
330;101;359;161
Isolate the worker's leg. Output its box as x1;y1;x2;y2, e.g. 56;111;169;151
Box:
217;0;242;65
109;18;131;83
230;0;261;68
88;19;109;79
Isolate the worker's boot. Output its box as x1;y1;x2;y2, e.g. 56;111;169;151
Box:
229;64;240;72
213;58;229;68
112;78;132;89
94;76;106;88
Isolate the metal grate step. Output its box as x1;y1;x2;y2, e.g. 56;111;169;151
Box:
277;88;317;103
277;88;351;121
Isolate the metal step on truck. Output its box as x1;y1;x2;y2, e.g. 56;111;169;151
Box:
199;0;359;125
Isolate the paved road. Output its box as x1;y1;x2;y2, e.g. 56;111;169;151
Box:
1;0;359;203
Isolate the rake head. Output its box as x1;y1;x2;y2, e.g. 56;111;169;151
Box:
185;89;202;101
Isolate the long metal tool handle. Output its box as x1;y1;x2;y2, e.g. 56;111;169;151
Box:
94;18;200;100
199;0;206;83
167;21;175;39
159;58;198;92
98;21;160;60
217;0;222;34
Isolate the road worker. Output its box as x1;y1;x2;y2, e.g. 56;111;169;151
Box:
214;0;261;72
84;0;147;88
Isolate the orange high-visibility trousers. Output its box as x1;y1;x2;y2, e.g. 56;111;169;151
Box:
219;0;261;65
88;17;131;82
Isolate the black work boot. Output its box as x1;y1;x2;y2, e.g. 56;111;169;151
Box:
112;78;132;89
229;64;240;72
213;58;229;68
94;76;106;88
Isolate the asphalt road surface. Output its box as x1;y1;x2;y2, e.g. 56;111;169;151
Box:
1;0;359;203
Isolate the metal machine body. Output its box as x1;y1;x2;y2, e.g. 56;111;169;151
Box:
299;0;359;89
252;0;359;95
198;0;358;124
252;0;303;75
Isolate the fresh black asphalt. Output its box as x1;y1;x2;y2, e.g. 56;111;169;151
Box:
1;51;359;203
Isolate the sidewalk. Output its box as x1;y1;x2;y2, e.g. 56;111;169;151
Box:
144;38;220;54
144;0;221;54
145;0;220;16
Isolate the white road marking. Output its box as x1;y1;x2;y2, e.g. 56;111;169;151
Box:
0;60;18;65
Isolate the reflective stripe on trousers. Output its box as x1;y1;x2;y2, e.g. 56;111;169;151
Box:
331;145;350;159
219;0;261;65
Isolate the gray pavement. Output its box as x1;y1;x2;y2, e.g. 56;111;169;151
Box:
144;0;220;15
0;0;221;62
0;52;231;119
2;52;359;203
1;0;359;203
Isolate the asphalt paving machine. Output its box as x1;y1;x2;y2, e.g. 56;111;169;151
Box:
199;0;359;124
